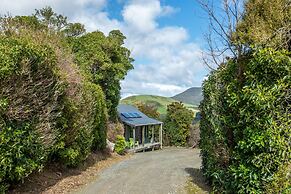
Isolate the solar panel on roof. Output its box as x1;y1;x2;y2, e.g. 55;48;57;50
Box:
121;113;131;118
128;113;136;118
133;113;142;118
121;112;143;118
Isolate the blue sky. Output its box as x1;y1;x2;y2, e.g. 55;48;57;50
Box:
0;0;211;97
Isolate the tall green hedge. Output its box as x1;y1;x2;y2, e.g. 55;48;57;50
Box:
200;48;291;193
0;29;107;191
0;36;60;190
0;7;133;192
56;81;107;167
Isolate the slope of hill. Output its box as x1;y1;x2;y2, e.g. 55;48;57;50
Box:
120;95;198;116
172;87;202;106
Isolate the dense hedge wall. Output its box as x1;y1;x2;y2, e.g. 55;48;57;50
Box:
0;7;133;192
0;29;107;191
200;48;291;193
57;81;107;167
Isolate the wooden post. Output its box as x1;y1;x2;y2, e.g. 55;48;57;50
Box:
142;126;145;152
133;127;136;152
159;123;163;149
151;125;154;151
151;125;154;143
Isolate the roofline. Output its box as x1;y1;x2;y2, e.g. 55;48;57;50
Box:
123;121;163;127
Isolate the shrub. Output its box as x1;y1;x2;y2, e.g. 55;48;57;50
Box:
163;102;194;146
126;138;135;149
200;48;291;193
115;135;126;155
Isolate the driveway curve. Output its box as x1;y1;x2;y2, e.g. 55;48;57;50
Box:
75;147;209;194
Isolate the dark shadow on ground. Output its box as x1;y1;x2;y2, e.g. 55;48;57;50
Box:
185;167;211;192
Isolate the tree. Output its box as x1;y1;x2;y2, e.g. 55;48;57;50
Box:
198;0;290;70
164;102;194;146
34;6;67;31
235;0;291;50
197;0;246;69
31;7;134;120
63;23;85;37
34;7;86;38
135;102;160;119
71;30;134;120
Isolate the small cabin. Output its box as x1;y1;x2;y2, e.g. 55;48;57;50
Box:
117;104;163;152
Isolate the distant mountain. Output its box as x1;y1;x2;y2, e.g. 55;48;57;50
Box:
120;95;198;117
172;87;202;106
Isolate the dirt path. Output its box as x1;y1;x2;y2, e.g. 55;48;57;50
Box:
75;148;210;194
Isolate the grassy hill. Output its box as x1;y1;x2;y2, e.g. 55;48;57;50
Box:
120;95;198;117
172;87;202;106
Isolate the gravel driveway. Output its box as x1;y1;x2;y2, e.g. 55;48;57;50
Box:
75;147;209;194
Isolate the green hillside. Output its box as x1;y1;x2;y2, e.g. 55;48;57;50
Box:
172;87;202;106
120;95;198;116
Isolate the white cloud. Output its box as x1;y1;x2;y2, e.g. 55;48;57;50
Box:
126;26;188;57
122;0;160;32
0;0;209;97
121;80;188;97
75;11;121;34
122;0;177;33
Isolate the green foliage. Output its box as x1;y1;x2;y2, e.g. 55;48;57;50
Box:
264;163;291;193
200;48;291;193
135;102;160;119
0;5;131;192
235;0;291;50
0;34;65;156
126;138;135;149
71;30;134;120
49;65;107;167
0;7;118;191
34;6;67;30
164;102;194;146
63;23;85;38
0;124;46;190
34;7;86;38
115;135;127;155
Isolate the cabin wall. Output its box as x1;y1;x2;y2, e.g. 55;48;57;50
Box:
123;123;163;149
124;125;133;141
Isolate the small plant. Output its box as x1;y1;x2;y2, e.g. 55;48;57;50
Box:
114;135;126;155
126;138;135;149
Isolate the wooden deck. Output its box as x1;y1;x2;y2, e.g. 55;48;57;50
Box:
129;142;161;153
